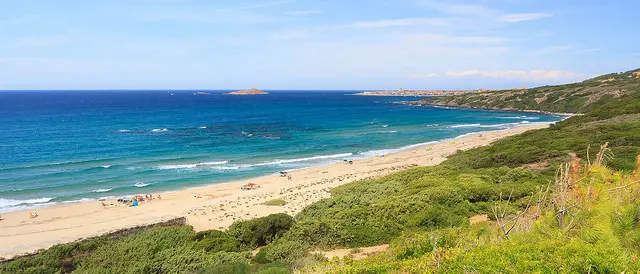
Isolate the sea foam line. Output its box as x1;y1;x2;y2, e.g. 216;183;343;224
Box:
156;161;229;170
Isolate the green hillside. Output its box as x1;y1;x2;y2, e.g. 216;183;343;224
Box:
416;68;640;114
3;70;640;273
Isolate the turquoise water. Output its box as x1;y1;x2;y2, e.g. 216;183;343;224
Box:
0;91;562;212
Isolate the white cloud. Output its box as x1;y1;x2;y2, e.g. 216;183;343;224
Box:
412;69;587;82
498;13;552;22
348;18;446;28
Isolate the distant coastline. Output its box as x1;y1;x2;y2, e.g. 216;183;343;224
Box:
354;87;527;97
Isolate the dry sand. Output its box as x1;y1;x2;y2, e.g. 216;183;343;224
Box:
0;125;547;259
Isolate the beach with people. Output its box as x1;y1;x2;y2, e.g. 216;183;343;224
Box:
0;124;546;259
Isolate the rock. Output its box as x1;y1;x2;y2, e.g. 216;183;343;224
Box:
227;88;269;95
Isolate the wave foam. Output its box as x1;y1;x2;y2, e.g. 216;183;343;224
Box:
118;129;131;133
156;161;229;170
101;165;111;169
450;123;481;128
498;116;540;120
449;121;538;129
0;197;54;208
151;128;169;132
134;182;150;188
250;153;354;167
92;188;112;193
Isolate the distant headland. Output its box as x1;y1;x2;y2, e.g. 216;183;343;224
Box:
354;87;526;97
227;88;269;95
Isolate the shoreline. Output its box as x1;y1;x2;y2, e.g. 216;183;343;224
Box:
0;122;555;214
0;124;549;259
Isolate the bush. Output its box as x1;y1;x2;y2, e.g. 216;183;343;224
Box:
228;214;295;248
263;199;287;206
193;230;243;253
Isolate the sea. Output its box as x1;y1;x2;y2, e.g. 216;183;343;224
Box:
0;90;563;213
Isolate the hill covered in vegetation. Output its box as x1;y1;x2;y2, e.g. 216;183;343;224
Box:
415;68;640;114
2;69;640;273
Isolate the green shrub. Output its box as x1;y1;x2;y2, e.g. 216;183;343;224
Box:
193;230;244;253
255;238;309;265
228;214;295;248
263;199;287;206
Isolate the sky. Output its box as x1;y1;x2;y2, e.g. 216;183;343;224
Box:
0;0;638;90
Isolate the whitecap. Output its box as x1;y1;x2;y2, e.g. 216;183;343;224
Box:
199;126;207;129
101;165;111;169
382;125;389;128
134;182;150;188
151;128;169;132
118;129;131;133
92;188;112;193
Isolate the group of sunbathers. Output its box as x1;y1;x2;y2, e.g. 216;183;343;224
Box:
105;194;161;207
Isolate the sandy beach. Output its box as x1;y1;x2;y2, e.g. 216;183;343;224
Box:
0;124;548;259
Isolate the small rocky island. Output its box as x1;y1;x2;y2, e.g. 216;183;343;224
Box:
227;88;269;95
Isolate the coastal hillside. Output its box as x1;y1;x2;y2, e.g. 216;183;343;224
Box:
3;70;640;273
416;68;640;114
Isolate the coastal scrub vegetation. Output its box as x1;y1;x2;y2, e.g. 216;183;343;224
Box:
2;68;640;273
417;68;640;114
302;153;640;273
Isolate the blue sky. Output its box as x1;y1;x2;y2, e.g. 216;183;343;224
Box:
0;0;638;90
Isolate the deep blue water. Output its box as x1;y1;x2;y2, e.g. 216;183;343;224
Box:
0;90;562;212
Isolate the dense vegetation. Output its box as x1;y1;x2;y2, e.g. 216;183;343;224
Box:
0;214;301;273
304;159;640;273
417;68;640;114
2;68;640;273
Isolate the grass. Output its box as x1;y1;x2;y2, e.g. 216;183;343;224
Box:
263;199;287;206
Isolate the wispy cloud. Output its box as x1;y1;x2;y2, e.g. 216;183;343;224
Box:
286;9;322;16
411;69;587;82
348;18;446;28
498;13;552;22
402;33;512;44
